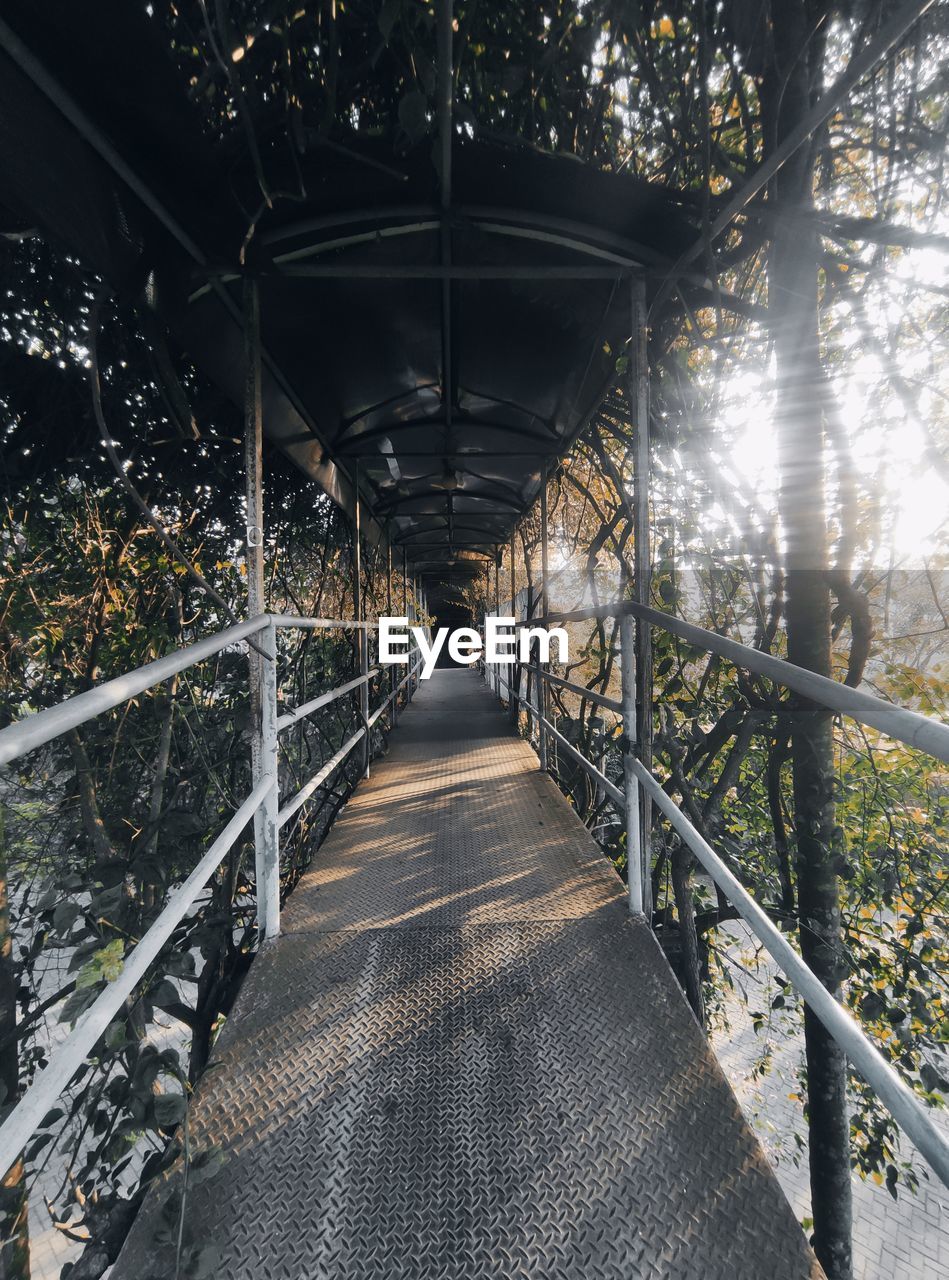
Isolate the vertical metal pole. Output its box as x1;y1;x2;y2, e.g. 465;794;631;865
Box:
421;582;430;688
538;466;549;772
258;618;280;934
509;531;518;725
387;532;398;728
630;273;652;919
590;715;606;838
481;565;489;685
620;613;643;915
243;277;280;940
493;549;501;700
353;466;370;778
412;577;420;697
402;550;411;703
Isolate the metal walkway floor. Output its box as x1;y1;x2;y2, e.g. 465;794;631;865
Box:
115;668;821;1280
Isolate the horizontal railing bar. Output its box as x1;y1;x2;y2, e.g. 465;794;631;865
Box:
631;758;949;1189
497;672;621;803
529;666;622;713
517;601;949;763
271;614;376;631
0;616;271;768
274;263;629;280
277;670;380;731
370;654;424;726
0;776;272;1180
539;716;625;808
277;730;365;828
277;654;423;827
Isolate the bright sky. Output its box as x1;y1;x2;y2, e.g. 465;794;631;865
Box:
721;350;948;568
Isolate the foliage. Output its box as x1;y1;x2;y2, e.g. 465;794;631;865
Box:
1;1;948;1276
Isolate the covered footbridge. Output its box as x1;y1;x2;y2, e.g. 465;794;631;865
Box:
0;4;946;1279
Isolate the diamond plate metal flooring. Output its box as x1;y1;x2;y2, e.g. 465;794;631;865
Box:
114;669;822;1280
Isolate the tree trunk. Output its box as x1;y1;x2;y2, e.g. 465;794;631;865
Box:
670;844;705;1025
764;5;853;1276
66;728;117;869
0;806;29;1280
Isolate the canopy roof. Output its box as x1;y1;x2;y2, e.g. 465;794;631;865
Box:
0;1;707;594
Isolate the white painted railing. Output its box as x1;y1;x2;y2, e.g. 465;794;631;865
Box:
0;613;423;1179
487;599;949;1189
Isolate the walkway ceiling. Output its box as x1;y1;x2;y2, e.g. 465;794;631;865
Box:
0;1;712;595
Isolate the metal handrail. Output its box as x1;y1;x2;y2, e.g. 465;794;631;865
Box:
492;655;622;804
0;615;271;768
0;775;273;1178
278;726;366;829
633;760;949;1186
540;713;624;808
0;613;424;1181
533;667;623;714
278;648;423;828
0;612;393;770
272;615;378;631
493;600;949;1189
278;668;381;731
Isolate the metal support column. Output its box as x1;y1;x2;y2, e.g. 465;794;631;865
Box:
538;467;549;772
387;533;398;728
630;274;653;919
402;550;411;703
353;468;370;778
243;277;280;939
412;577;420;696
493;549;501;700
620;613;643;915
509;532;519;724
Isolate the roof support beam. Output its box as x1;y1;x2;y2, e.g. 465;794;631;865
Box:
376;490;523;514
334;417;559;450
341;449;560;459
267;263;631;280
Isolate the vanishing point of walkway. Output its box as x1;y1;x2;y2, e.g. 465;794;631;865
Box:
115;669;820;1279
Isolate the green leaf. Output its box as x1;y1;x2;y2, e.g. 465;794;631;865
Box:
920;1062;948;1093
52;901;81;934
59;985;101;1026
152;1092;187;1129
860;992;886;1021
148;979;180;1010
398;91;429;144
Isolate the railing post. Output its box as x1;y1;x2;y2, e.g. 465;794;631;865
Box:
387;535;398;728
493;550;501;700
621;612;643;916
359;626;370;775
254;617;281;939
243;276;280;941
353;466;370;778
401;549;410;707
630;274;653;916
409;578;418;700
508;533;518;724
538;468;549;772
